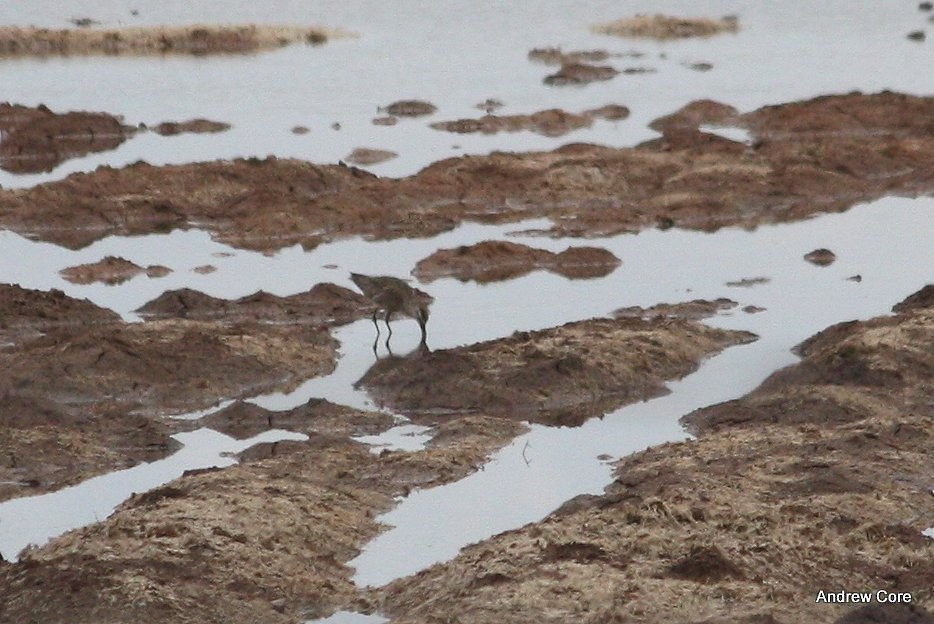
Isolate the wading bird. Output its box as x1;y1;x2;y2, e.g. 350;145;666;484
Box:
350;273;433;350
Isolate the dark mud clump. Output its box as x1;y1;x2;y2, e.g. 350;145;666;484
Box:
803;247;837;266
373;286;934;624
358;316;755;427
380;100;437;117
528;47;616;65
543;62;619;86
150;118;231;136
345;148;398;166
413;240;620;283
615;298;737;320
430;105;629;137
0;102;136;174
1;92;933;254
60;255;171;285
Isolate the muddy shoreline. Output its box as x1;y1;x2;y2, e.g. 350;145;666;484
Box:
1;91;932;252
0;85;932;624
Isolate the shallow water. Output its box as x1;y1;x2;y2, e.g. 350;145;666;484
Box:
1;1;933;186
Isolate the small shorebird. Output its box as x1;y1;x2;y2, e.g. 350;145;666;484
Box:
350;273;433;348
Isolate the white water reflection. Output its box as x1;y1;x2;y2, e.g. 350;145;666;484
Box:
0;428;307;561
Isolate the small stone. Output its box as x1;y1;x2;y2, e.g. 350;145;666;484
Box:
291;125;309;135
907;30;926;41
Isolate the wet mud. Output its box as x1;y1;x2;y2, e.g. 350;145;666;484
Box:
2;92;931;252
357;316;755;427
0;284;340;502
412;240;620;283
60;255;171;285
150;119;231;136
0;102;136;174
430;105;629;137
370;286;934;624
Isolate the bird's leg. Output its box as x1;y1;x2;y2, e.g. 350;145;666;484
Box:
384;310;393;343
371;309;381;338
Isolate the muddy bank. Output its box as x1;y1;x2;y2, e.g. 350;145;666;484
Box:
0;408;525;623
358;316;755;427
413;240;620;283
0;24;334;58
430;105;629;137
0;102;136;174
373;287;934;624
0;285;337;499
2;314;336;415
1;92;931;252
0;391;177;502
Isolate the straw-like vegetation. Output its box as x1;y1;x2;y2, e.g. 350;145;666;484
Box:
0;24;341;58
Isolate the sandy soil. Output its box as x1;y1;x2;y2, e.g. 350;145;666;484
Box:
2;92;931;253
413;240;620;283
371;286;934;624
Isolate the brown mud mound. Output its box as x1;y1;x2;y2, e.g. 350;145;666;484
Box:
0;284;119;345
374;287;934;624
615;298;737;320
2;92;933;253
150;118;231;136
2;314;337;415
135;283;371;325
803;247;837;266
59;255;170;285
0;412;525;623
430;105;629;137
0;390;177;502
0;24;335;58
413;240;620;283
358;316;755;426
345;148;398;166
543;62;619;86
380;100;437;117
0;102;136;174
593;14;740;40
